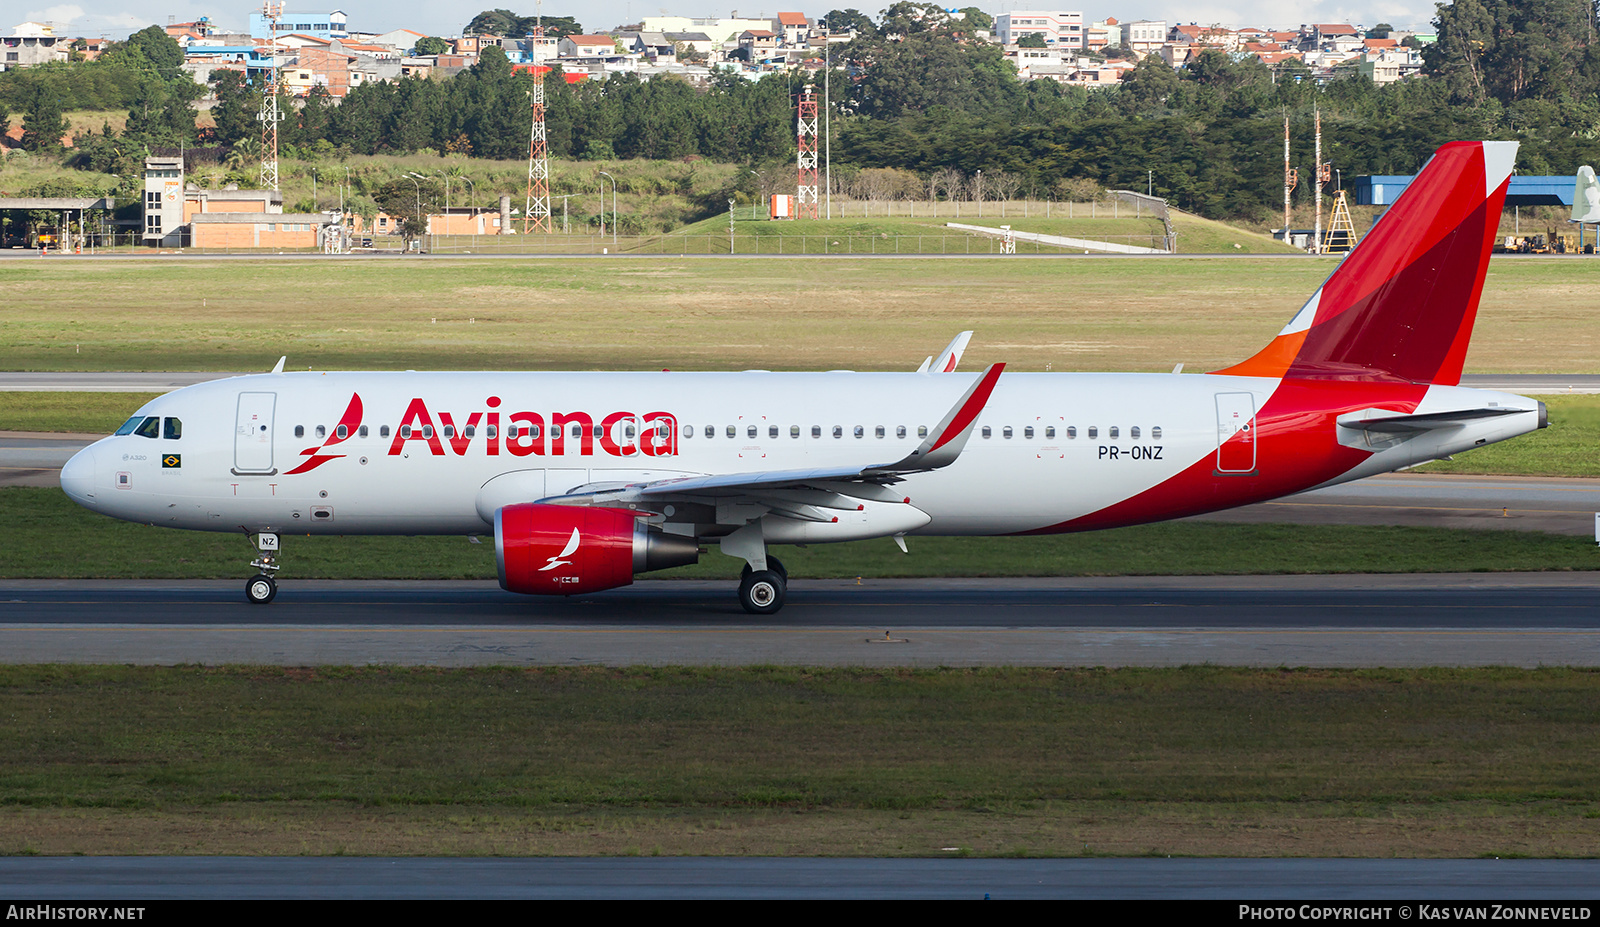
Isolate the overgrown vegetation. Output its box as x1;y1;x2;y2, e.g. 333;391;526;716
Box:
2;665;1599;856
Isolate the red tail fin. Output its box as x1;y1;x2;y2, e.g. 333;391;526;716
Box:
1216;140;1515;385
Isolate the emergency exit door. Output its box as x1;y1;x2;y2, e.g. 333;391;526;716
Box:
1215;392;1257;474
234;392;277;474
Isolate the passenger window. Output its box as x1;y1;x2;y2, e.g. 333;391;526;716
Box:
1024;426;1034;439
466;425;476;438
854;425;864;438
658;424;669;438
768;425;778;439
115;416;143;436
833;426;843;438
981;426;991;438
163;417;182;440
1046;426;1056;439
896;426;906;438
316;425;326;438
705;425;714;438
336;424;348;439
1110;426;1119;439
625;424;635;439
380;425;390;438
401;425;412;438
294;425;305;438
683;425;693;438
918;426;928;438
791;425;800;438
1066;426;1075;438
572;424;583;439
812;425;821;438
422;425;434;439
358;425;369;438
507;424;519;438
1152;427;1162;439
592;425;602;438
485;425;495;439
874;426;884;438
727;425;736;438
1088;426;1098;439
1003;426;1013;439
1131;426;1140;439
134;416;160;439
748;425;757;439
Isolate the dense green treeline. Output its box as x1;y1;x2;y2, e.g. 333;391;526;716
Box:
10;2;1600;222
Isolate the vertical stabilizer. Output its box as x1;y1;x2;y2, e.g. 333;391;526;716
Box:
1215;140;1516;385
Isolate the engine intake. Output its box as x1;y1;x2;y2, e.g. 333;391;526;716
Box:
495;503;699;595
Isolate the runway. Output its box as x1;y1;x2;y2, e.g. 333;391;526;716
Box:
4;856;1598;900
4;574;1598;667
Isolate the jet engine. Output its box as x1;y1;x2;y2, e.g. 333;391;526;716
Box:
494;503;700;595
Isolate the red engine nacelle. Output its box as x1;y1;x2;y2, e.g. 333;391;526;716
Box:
494;503;700;595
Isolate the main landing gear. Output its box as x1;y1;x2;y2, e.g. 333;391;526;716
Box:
245;531;281;605
739;557;786;615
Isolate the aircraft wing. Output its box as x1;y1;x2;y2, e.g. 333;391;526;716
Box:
540;363;1005;508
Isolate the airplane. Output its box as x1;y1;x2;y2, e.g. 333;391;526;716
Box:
59;140;1546;614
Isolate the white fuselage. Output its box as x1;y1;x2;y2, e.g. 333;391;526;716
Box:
59;370;1543;540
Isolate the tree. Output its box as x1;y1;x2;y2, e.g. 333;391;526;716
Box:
465;9;583;39
1120;53;1180;111
210;70;258;147
1017;34;1047;48
1367;23;1394;39
821;9;875;36
414;36;449;55
959;7;993;32
19;81;68;152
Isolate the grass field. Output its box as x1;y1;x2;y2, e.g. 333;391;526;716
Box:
2;665;1598;857
2;255;1599;375
2;487;1595;579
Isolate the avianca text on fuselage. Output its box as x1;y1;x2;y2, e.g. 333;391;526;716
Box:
287;395;680;475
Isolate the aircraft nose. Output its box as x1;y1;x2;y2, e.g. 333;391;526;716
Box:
59;445;97;506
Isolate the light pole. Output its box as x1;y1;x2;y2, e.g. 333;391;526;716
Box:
748;169;765;219
403;174;421;252
976;169;983;219
1148;170;1153;197
460;176;477;248
597;170;617;249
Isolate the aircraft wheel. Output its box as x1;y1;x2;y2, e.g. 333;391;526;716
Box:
245;574;277;605
739;569;786;615
768;557;787;581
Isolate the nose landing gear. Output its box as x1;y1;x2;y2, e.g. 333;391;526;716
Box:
245;531;281;605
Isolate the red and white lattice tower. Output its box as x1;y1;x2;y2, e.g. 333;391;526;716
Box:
523;33;552;233
796;84;819;219
257;2;284;191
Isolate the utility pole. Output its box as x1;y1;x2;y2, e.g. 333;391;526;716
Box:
1313;106;1324;255
1283;112;1297;246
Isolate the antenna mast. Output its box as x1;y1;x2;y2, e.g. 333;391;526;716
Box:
1283;113;1297;246
797;84;819;219
257;2;284;191
524;0;552;232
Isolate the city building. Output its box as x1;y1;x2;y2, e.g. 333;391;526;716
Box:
2;22;68;70
996;11;1084;49
249;9;348;41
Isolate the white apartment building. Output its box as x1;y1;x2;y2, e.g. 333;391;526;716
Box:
1120;19;1166;52
996;11;1084;49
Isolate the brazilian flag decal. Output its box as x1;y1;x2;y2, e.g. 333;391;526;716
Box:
162;454;181;469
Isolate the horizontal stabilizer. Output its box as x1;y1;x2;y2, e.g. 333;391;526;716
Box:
1337;406;1523;434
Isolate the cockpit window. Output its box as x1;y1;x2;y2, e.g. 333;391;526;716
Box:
114;416;143;436
163;417;182;440
134;416;160;439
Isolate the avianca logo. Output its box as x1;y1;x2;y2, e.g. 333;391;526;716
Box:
285;393;364;475
285;394;679;475
540;528;580;571
386;397;679;459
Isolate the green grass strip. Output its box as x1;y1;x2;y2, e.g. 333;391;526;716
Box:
2;666;1598;813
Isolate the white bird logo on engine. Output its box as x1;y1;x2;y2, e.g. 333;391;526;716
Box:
539;528;581;571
